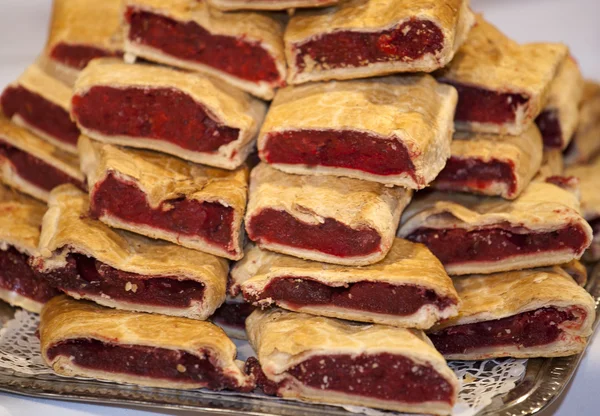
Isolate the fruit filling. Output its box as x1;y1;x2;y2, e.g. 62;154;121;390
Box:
434;157;516;194
50;43;122;70
535;109;563;148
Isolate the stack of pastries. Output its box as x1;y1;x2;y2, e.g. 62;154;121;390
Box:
0;1;599;415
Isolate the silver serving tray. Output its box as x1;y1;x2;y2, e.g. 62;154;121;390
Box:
1;269;599;416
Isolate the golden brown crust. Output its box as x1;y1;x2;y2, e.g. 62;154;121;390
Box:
79;136;248;260
258;75;458;188
535;149;564;182
208;0;340;11
428;269;596;359
123;0;286;100
398;182;593;275
39;296;253;390
285;0;475;84
35;185;229;320
437;16;568;135
0;116;84;202
565;81;600;165
232;239;459;329
73;60;266;170
247;308;458;415
245;163;412;266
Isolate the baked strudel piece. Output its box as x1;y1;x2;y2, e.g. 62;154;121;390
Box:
566;159;600;262
79;136;248;260
245;163;412;266
231;240;459;329
258;75;457;188
0;116;85;202
72;60;266;170
284;0;475;85
33;185;229;320
40;296;254;391
246;308;459;415
534;57;584;149
398;182;592;275
427;269;596;359
1;64;79;154
40;0;123;86
564;81;600;164
432;125;543;199
123;0;286;100
437;16;568;135
0;185;60;313
207;0;340;11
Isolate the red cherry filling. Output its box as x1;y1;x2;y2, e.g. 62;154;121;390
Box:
535;109;564;148
211;301;256;330
50;43;122;70
434;157;517;195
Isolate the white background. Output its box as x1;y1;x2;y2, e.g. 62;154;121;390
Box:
0;0;599;415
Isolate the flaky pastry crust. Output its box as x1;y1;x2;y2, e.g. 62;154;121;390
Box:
534;149;564;182
207;0;340;11
565;81;600;165
246;163;412;266
258;75;457;188
35;185;229;320
40;296;253;390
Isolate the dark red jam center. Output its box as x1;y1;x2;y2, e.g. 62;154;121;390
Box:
441;81;529;125
91;174;235;253
247;353;454;403
0;140;84;192
50;43;122;70
545;175;578;191
1;86;79;146
71;86;239;153
249;278;455;315
37;253;205;308
294;18;444;72
406;224;589;265
47;339;251;391
262;130;416;177
0;247;60;304
429;307;583;355
535;109;563;148
211;301;256;330
589;217;600;236
126;8;281;84
435;156;516;194
247;208;381;258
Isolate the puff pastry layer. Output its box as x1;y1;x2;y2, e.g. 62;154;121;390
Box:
437;16;568;135
0;64;79;154
33;185;229;320
432;125;543;199
123;0;286;100
258;75;457;188
79;136;248;260
246;308;458;415
427;269;596;359
72;60;266;170
245;163;412;266
0;116;85;202
207;0;340;11
285;0;475;85
40;296;254;391
398;182;593;275
231;240;459;329
565;81;600;165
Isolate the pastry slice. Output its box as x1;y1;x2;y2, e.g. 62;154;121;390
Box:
427;269;596;359
232;240;459;329
565;81;600;164
0;184;60;313
40;296;254;391
33;185;229;320
398;182;592;275
432;125;543;199
72;60;266;170
123;0;286;100
535;56;584;149
258;75;457;188
0;116;85;202
207;0;340;11
245;163;412;266
246;308;459;415
556;260;588;287
285;0;474;85
437;16;568;135
566;159;600;262
1;64;79;154
79;136;248;260
40;0;123;86
211;294;255;340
